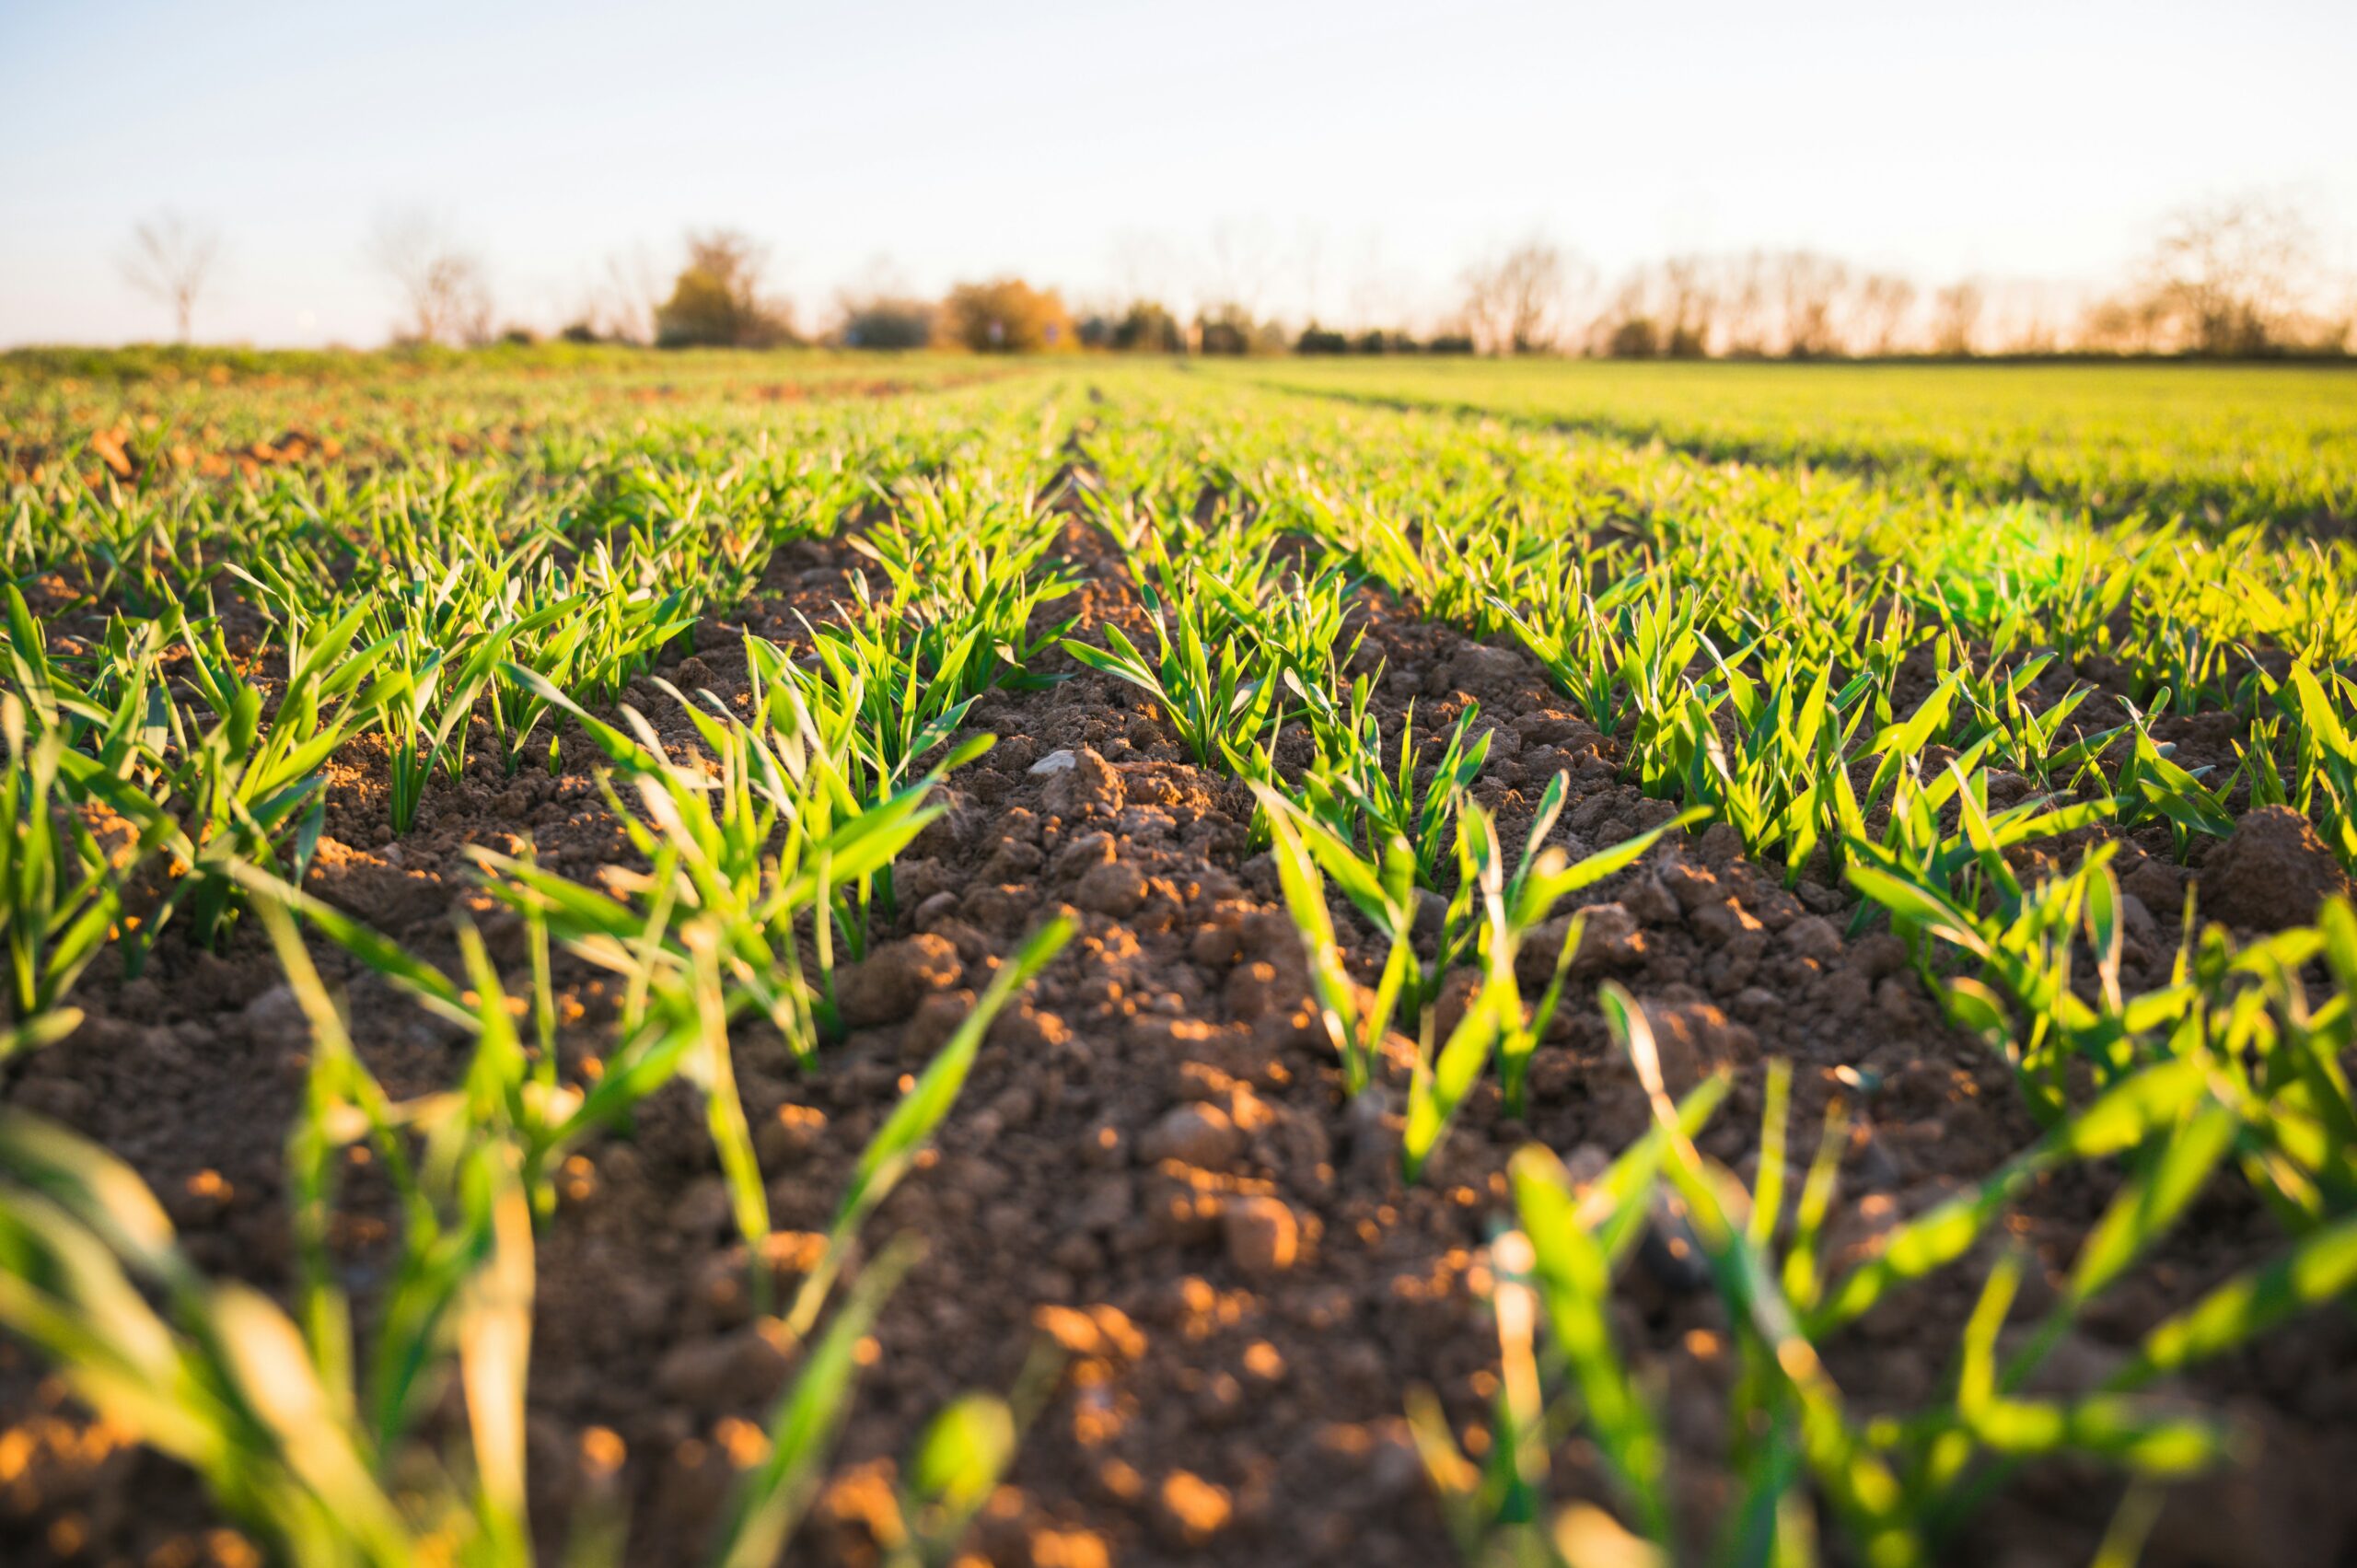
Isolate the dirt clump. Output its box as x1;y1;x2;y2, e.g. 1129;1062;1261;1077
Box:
2200;805;2351;930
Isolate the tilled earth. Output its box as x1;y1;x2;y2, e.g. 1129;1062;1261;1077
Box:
4;506;2356;1568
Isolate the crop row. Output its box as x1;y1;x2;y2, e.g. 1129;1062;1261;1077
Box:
0;360;2351;1564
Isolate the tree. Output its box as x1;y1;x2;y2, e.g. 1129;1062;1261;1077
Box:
1853;273;1918;356
655;230;795;348
1588;258;1718;358
369;212;493;347
2140;196;2314;355
596;246;664;344
1773;251;1849;357
1109;301;1183;354
1604;314;1662;359
119;212;221;343
1193;303;1285;355
1931;279;1985;356
1590;274;1657;358
1657;254;1717;357
1460;237;1575;354
1719;250;1774;357
939;279;1074;353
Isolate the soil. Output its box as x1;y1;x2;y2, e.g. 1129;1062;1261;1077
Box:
4;459;2355;1568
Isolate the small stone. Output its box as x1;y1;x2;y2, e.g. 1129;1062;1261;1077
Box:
1028;749;1079;774
1155;1469;1234;1547
1043;747;1125;819
1222;1195;1300;1276
1141;1103;1242;1169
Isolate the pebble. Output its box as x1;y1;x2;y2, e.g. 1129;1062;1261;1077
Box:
1222;1195;1301;1276
1140;1102;1242;1169
1155;1469;1234;1547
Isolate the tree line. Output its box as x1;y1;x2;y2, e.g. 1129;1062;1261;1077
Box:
114;196;2353;359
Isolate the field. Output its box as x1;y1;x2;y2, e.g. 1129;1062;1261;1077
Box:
1;349;2355;1568
1205;357;2357;531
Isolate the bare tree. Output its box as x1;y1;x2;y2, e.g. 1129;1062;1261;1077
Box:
1461;236;1577;354
1931;279;1985;356
1589;273;1661;358
1852;273;1918;356
369;211;494;347
1719;250;1773;357
596;245;664;343
119;212;222;343
1657;254;1718;356
2079;291;2170;354
1772;251;1849;357
2142;195;2314;355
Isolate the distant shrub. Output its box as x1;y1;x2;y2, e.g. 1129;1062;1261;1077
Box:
939;279;1074;353
1196;305;1285;356
841;296;935;350
655;230;797;349
1110;302;1183;354
1425;333;1476;355
1605;317;1661;358
1296;324;1351;355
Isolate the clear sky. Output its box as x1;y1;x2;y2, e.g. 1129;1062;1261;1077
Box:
4;0;2352;347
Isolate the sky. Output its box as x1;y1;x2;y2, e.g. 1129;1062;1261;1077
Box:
3;0;2353;347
